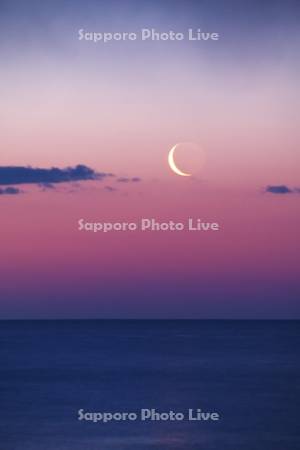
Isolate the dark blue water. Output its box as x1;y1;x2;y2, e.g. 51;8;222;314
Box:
0;320;299;449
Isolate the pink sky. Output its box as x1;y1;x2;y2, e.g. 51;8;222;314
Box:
0;0;299;318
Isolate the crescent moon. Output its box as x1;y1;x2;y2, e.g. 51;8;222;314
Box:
168;145;191;177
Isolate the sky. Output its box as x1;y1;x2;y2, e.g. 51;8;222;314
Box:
0;0;299;318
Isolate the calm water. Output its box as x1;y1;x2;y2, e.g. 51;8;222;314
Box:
0;320;299;450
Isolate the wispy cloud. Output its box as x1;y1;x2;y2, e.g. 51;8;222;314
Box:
116;177;141;183
104;186;117;192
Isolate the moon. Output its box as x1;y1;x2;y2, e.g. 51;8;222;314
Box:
168;144;191;177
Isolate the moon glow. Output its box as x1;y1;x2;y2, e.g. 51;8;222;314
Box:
168;145;191;177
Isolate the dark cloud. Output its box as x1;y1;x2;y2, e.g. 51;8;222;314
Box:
265;185;293;194
117;177;141;183
0;187;22;195
0;165;110;185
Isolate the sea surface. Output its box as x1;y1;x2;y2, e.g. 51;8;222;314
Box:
0;320;299;450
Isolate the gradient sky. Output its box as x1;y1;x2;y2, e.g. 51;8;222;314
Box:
0;0;299;318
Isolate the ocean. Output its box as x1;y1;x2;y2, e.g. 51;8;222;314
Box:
0;320;299;449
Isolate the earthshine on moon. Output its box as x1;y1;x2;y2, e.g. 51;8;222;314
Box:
168;144;191;177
